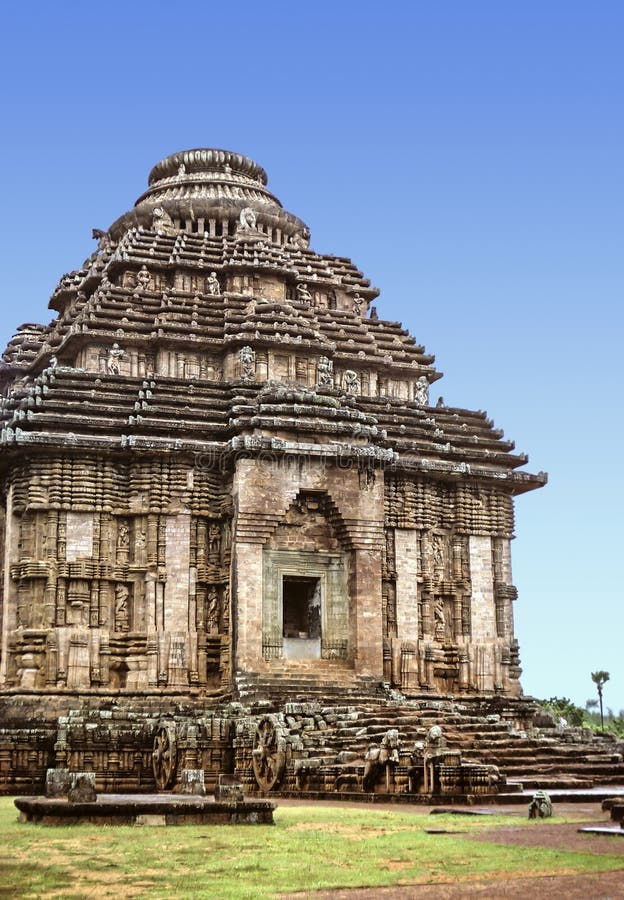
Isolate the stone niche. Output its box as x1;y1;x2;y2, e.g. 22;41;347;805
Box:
262;549;349;661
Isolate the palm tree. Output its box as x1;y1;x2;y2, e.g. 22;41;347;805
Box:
591;671;610;731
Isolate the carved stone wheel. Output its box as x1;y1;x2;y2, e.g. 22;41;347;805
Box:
252;715;287;791
152;722;177;791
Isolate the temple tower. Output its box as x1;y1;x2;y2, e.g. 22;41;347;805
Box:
0;148;546;700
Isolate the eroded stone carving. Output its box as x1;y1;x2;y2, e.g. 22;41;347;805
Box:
239;206;257;230
152;206;175;232
415;375;429;405
343;370;359;394
296;282;313;304
239;345;256;380
207;271;221;295
152;722;177;791
362;728;400;792
252;715;287;791
317;356;334;387
106;343;125;375
136;265;151;290
528;790;553;818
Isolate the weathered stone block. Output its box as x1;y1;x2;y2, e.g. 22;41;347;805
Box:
215;773;244;802
68;772;97;803
179;769;206;796
45;768;72;798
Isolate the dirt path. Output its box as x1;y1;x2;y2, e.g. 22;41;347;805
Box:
280;870;624;898
278;801;624;899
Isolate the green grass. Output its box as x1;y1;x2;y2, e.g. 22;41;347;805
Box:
0;799;621;899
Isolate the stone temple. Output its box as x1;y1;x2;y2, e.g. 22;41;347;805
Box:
2;148;616;800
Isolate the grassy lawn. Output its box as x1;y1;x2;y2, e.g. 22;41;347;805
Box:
0;798;621;899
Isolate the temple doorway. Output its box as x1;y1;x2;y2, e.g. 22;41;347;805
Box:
282;576;321;658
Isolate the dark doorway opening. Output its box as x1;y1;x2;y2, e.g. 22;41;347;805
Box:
282;576;321;639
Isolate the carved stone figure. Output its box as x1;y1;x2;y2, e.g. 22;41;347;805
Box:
290;228;310;250
434;598;446;641
208;523;221;557
362;743;381;792
207;271;220;295
415;375;429;405
362;728;400;792
352;293;364;315
117;521;130;548
136;265;151;290
114;584;130;632
528;790;553;819
106;343;125;375
239;206;257;230
239;345;256;380
432;535;444;568
343;370;359;394
152;206;175;232
296;282;313;304
206;589;219;634
317;356;334;387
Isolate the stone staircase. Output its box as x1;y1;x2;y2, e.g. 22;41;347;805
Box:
235;665;387;705
237;679;624;795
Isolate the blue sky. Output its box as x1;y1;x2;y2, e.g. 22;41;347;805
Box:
1;1;622;711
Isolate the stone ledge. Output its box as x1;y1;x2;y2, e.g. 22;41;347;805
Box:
14;793;276;826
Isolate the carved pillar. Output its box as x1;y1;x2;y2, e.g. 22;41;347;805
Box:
55;578;67;626
400;642;416;691
45;632;57;685
188;631;199;685
349;543;383;677
147;515;159;568
146;633;158;687
458;648;470;691
90;580;99;628
195;584;206;632
394;528;419;647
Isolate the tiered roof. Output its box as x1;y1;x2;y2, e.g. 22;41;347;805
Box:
0;148;546;495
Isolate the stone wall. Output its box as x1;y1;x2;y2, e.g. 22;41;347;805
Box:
232;457;384;678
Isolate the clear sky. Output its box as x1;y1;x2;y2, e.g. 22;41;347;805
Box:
1;1;622;712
